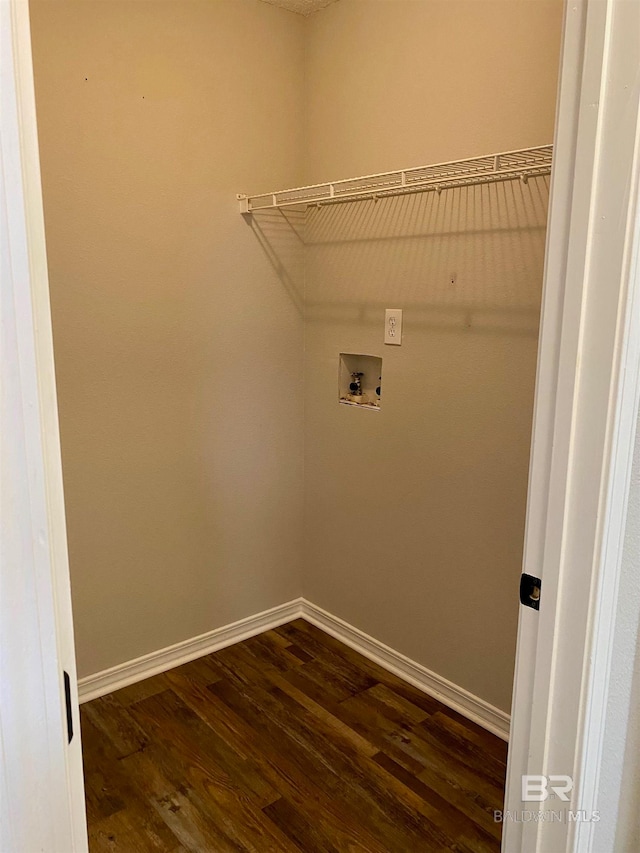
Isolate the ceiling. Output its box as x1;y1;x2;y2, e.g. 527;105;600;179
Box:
259;0;339;16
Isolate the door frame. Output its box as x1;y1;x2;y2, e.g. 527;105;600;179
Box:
3;0;639;850
504;0;640;850
1;1;87;850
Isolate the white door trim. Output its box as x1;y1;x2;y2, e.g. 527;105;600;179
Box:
0;1;87;850
504;0;640;850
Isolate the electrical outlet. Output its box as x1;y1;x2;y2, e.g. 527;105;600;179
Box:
384;308;402;345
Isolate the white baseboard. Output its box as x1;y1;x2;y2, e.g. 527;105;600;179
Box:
78;597;510;741
78;598;303;703
301;600;510;741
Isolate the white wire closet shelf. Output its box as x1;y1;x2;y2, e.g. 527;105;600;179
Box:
238;145;553;214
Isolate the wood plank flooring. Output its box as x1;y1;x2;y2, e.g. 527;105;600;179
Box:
81;619;507;852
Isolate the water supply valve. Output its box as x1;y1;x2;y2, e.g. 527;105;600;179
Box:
349;372;364;396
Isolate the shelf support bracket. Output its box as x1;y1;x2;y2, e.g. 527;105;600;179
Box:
237;194;250;215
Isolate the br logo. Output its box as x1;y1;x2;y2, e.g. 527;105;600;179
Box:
522;775;574;802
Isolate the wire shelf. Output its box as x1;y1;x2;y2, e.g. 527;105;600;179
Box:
238;145;553;214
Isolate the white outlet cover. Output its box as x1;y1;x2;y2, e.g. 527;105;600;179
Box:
384;308;402;345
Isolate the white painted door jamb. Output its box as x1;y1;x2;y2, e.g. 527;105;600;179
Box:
504;0;640;851
0;1;88;850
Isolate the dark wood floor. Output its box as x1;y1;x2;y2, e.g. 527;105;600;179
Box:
81;619;507;852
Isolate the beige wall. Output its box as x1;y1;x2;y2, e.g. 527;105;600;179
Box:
304;0;563;183
302;0;563;712
30;0;306;678
617;630;640;850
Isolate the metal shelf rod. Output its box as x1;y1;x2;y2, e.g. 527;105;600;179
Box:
237;145;552;214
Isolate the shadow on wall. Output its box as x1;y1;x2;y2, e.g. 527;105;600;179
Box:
243;208;306;317
297;175;550;711
250;174;549;337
